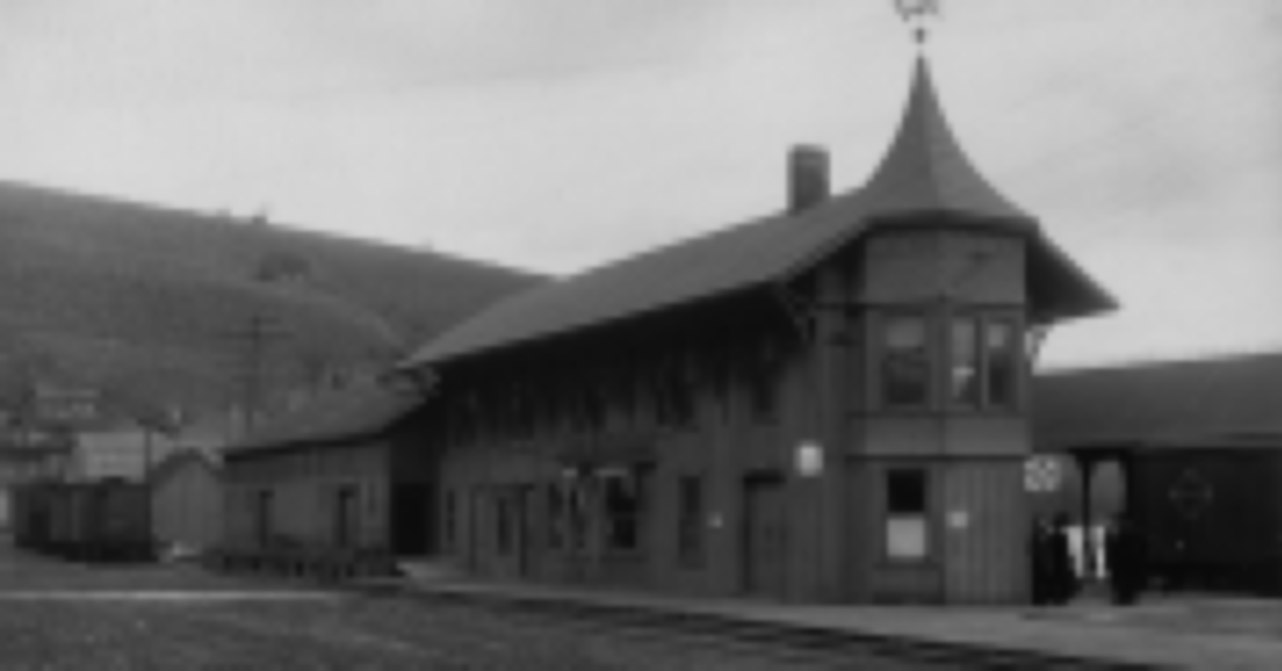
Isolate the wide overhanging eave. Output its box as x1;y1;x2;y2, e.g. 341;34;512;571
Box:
1027;232;1118;324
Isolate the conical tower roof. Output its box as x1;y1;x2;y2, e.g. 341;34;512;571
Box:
861;56;1033;225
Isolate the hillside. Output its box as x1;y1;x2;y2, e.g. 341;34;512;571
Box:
0;181;541;419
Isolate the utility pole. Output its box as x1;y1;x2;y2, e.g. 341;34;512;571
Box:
223;314;289;434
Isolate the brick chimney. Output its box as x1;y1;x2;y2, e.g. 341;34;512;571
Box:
789;145;830;213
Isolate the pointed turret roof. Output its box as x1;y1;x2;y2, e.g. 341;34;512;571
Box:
402;52;1115;368
861;57;1033;224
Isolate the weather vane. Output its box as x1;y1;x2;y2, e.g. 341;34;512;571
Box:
894;0;942;46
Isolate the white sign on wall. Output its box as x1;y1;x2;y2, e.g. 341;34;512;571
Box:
886;516;928;559
795;441;824;477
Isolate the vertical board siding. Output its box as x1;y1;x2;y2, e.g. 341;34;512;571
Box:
942;459;1027;604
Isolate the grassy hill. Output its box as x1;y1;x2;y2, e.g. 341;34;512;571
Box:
0;181;541;418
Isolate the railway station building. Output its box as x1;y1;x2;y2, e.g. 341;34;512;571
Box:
398;55;1115;604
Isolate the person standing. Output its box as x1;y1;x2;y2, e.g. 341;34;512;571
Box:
1048;513;1078;604
1029;516;1053;605
1105;513;1146;605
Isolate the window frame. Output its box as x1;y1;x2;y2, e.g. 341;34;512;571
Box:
981;315;1020;411
883;467;931;564
946;310;1023;414
947;314;981;408
877;311;934;411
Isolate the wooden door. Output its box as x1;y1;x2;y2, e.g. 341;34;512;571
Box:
334;486;359;548
466;487;484;569
516;484;539;578
743;476;787;596
391;484;432;556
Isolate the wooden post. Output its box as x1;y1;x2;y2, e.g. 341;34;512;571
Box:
1078;455;1097;581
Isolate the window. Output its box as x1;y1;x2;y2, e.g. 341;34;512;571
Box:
677;475;706;568
254;489;274;546
946;314;1022;412
443;490;457;550
885;469;929;561
881;315;931;408
546;483;565;550
568;479;591;550
983;319;1018;408
584;382;607;433
334;485;359;548
653;352;694;428
603;466;651;552
669;365;695;428
949;317;980;407
748;335;781;422
494;491;513;556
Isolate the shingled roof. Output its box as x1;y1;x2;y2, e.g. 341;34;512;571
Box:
404;58;1114;369
224;380;422;456
1034;351;1282;451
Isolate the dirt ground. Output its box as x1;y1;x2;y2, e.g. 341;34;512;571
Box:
0;541;939;671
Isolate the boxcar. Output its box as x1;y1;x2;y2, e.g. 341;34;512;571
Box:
11;483;53;551
9;480;153;562
1130;449;1282;595
91;481;152;560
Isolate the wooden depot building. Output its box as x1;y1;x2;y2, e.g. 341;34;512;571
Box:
398;55;1116;604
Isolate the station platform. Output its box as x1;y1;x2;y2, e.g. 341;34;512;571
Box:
378;565;1282;670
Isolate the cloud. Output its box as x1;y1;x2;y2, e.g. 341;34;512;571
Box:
0;0;740;106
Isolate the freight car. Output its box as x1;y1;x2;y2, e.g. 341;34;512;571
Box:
1127;442;1282;595
11;479;154;562
11;482;54;551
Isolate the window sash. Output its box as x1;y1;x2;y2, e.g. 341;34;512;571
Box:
949;316;980;407
881;314;932;408
983;319;1018;409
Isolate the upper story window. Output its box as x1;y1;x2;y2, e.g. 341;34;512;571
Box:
881;314;931;408
984;319;1018;408
748;334;783;422
949;314;1020;411
949;316;980;407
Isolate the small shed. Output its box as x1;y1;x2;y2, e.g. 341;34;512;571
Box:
149;448;223;558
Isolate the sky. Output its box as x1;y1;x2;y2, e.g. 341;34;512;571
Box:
0;0;1276;369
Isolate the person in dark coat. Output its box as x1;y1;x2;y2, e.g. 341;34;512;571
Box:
1047;513;1078;604
1029;516;1055;606
1105;513;1146;605
1030;514;1076;605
